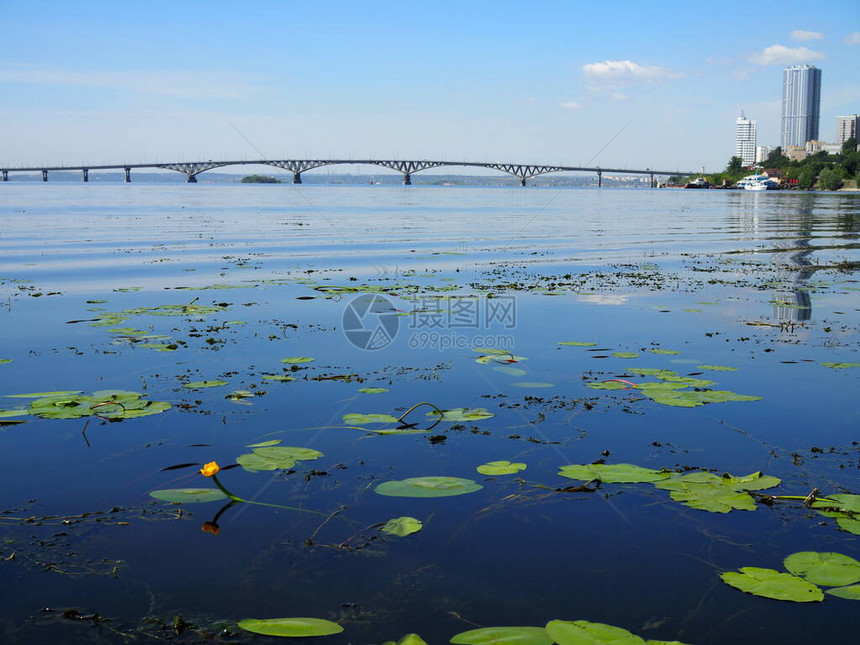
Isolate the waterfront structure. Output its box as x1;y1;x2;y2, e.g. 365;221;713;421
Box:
781;65;821;148
836;115;859;146
755;145;775;164
735;112;757;166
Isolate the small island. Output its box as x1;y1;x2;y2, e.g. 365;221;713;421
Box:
241;175;282;184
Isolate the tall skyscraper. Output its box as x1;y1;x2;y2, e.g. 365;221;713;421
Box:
781;65;821;148
735;112;756;166
836;115;859;146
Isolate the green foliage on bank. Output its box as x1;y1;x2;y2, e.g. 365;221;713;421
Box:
677;138;859;190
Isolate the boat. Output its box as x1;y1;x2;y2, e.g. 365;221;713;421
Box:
744;182;768;191
737;173;778;190
684;178;710;189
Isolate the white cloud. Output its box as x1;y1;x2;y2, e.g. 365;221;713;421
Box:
749;44;825;65
791;30;823;41
845;32;860;45
582;60;684;83
611;93;629;101
559;101;581;109
0;64;263;100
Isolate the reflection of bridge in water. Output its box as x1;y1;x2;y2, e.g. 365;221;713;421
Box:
0;159;697;186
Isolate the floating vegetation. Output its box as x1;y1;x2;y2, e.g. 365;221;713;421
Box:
511;382;554;388
183;380;228;389
720;565;830;603
655;472;780;513
611;352;640;359
149;488;229;503
650;349;680;355
237;617;343;637
282;356;314;364
359;387;389;394
821;362;860;369
783;552;860;587
4;390;171;420
236;446;323;472
375;476;483;498
812;494;860;535
0;359;12;365
477;461;527;476
427;408;494;422
450;626;552;645
696;364;737;371
380;516;423;537
342;412;399;425
545;619;692;645
558;341;596;347
558;463;669;484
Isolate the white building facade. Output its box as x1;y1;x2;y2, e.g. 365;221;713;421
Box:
735;113;757;166
836;115;859;146
781;65;821;148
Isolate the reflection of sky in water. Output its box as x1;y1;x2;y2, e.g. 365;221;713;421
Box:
0;185;858;644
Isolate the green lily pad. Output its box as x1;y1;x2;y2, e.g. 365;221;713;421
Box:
650;349;680;355
0;359;12;365
359;387;389;394
612;352;640;359
375;476;483;498
282;357;314;364
826;584;860;600
0;409;28;418
262;375;296;382
477;461;528;476
342;413;399;425
821;362;860;369
655;472;780;513
237;446;323;472
558;341;596;347
697;365;738;371
475;354;527;365
380;516;423;537
384;635;429;645
558;463;670;484
627;368;678;378
587;381;631;390
428;408;494;422
545;620;644;645
25;390;170;420
720;567;824;602
784;552;860;586
237;617;343;637
494;365;528;376
450;626;552;645
640;388;760;408
5;390;83;398
184;380;228;389
246;440;282;448
511;382;555;388
149;488;229;503
812;494;860;535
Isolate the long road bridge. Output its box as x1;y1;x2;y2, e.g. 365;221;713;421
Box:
0;159;698;187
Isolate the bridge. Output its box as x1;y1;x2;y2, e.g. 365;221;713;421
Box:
0;159;697;187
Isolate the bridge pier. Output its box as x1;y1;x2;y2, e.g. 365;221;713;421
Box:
83;169;89;182
42;170;48;182
2;170;7;182
649;172;655;188
520;177;526;186
597;170;602;188
293;172;302;184
187;174;197;183
403;172;412;185
124;167;131;183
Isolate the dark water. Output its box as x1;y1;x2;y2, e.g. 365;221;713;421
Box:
0;184;858;644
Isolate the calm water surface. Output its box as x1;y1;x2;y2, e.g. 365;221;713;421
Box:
0;184;858;644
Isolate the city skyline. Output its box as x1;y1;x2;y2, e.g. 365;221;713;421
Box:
2;1;859;172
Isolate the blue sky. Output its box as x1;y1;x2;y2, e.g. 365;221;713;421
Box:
2;1;858;172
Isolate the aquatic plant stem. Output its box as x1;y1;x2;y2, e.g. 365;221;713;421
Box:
211;473;328;516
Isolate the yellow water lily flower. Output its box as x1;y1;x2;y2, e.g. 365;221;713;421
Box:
200;461;220;477
201;521;220;535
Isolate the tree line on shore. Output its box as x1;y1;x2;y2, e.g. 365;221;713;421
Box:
674;138;859;190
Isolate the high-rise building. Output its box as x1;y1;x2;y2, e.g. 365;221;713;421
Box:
756;145;775;164
836;115;859;146
781;65;821;148
735;112;757;166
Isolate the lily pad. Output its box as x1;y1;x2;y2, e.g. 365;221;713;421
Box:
511;382;555;388
612;352;640;359
262;375;296;382
627;368;678;378
494;365;528;376
149;488;229;503
237;617;343;637
720;567;823;602
587;381;631;390
650;349;680;355
477;461;528;476
184;380;228;389
783;552;860;586
237;446;323;472
380;516;423;537
812;494;860;535
559;463;670;484
428;408;494;422
0;409;28;418
375;476;483;498
359;387;389;394
25;390;170;420
342;413;399;425
0;359;12;365
246;440;282;448
655;472;780;513
450;627;552;645
558;341;596;347
826;584;860;600
384;635;429;645
697;365;738;371
5;390;83;398
282;357;314;364
821;362;860;369
545;620;644;645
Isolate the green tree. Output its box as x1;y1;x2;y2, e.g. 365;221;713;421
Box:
764;147;789;168
726;156;743;173
842;137;857;155
817;168;843;191
797;166;817;190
